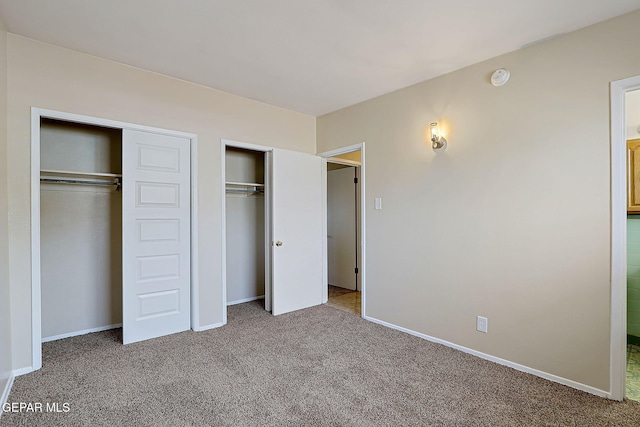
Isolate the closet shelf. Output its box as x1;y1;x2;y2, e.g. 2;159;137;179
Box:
225;181;264;187
41;169;122;178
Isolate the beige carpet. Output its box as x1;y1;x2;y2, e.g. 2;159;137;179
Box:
2;301;639;426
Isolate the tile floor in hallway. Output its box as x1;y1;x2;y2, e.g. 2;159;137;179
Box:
327;285;361;316
627;343;640;401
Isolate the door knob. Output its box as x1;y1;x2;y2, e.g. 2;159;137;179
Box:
275;241;283;247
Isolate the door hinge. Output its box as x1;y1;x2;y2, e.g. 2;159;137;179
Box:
355;267;359;274
354;177;358;184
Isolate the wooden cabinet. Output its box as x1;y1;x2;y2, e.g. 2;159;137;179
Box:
628;139;640;213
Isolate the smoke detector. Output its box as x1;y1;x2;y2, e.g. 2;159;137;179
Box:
491;68;510;86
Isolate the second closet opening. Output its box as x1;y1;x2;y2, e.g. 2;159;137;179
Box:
225;147;268;311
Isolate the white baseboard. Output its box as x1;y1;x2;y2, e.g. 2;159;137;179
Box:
194;321;224;332
363;315;610;399
0;373;15;419
42;323;122;343
227;296;264;306
12;367;34;377
328;283;357;291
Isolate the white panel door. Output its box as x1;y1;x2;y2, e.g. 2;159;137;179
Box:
122;129;191;344
271;148;323;315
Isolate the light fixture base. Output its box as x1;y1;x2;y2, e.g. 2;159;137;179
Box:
432;137;447;151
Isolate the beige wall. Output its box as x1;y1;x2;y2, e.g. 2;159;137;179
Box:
0;18;13;385
318;10;640;392
6;34;315;370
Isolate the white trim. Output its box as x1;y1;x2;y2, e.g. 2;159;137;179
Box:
227;296;265;306
220;141;227;325
318;142;366;317
365;315;610;399
223;139;274;152
41;324;122;343
321;158;328;303
610;75;640;401
221;139;274;322
32;108;198;138
326;158;361;167
190;136;200;333
197;322;225;332
30;109;42;371
264;152;272;312
12;367;33;377
318;143;364;159
0;374;15;417
30;108;200;369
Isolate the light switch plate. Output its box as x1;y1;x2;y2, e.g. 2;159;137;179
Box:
375;198;382;210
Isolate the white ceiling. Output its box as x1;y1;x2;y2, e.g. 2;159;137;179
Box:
0;1;639;116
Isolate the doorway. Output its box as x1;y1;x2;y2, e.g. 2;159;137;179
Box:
319;143;366;318
624;88;640;401
221;139;326;324
326;160;361;315
223;145;269;315
611;75;640;401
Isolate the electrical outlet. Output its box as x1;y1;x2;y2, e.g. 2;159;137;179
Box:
477;316;488;333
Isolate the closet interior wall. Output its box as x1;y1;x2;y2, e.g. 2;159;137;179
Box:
225;147;266;305
40;119;123;341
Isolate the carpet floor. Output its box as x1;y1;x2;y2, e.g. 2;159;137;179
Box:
2;301;640;426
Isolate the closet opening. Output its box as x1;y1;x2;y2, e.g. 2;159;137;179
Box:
324;150;362;317
223;139;330;321
224;146;270;316
31;108;198;371
39;118;124;343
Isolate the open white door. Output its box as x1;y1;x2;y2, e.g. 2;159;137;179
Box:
271;148;324;315
122;129;191;344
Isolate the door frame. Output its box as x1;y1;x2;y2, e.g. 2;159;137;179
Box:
220;139;273;324
610;75;640;401
30;107;199;371
318;143;366;317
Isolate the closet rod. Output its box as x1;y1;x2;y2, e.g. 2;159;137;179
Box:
225;188;263;194
40;177;121;190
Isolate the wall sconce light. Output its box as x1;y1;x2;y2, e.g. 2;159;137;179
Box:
430;122;447;151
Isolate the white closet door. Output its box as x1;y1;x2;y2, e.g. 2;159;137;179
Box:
271;148;323;315
122;129;191;344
